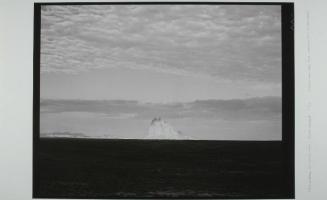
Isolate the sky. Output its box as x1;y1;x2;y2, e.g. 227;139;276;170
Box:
40;5;282;140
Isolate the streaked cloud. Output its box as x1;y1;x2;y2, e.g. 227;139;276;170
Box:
41;5;281;83
40;96;281;121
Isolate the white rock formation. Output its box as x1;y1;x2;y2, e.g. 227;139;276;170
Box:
145;117;191;140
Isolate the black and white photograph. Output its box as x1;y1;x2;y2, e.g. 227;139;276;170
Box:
33;2;294;199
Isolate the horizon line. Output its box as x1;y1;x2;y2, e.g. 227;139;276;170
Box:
40;95;282;104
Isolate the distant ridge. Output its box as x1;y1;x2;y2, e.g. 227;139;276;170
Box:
41;132;114;139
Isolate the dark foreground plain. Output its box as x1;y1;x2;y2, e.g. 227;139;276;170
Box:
35;138;291;198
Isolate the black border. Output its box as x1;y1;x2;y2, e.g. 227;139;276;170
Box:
33;4;41;198
281;3;295;198
33;2;294;199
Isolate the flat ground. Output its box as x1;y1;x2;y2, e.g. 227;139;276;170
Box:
35;138;292;198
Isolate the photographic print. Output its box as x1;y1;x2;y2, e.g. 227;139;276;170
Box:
33;2;294;199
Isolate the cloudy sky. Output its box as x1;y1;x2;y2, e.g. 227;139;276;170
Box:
40;5;282;140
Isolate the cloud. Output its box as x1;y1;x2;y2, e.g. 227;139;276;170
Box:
40;96;281;122
40;5;281;83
